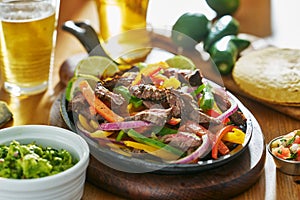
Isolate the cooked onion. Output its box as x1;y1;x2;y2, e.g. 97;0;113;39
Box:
217;94;238;122
76;121;124;144
169;134;211;164
98;120;152;131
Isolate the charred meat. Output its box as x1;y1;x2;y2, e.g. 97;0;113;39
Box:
125;108;172;126
129;84;221;124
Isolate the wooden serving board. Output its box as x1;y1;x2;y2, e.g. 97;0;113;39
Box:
49;94;266;200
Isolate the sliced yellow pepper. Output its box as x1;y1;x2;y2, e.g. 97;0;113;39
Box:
118;64;132;71
89;130;114;138
89;119;99;129
78;114;94;132
162;76;181;89
131;62;168;85
107;143;132;157
124;141;179;161
221;128;245;144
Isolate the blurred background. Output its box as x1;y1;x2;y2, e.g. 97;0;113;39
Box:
58;0;300;49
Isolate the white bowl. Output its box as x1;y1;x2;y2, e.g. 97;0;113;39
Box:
0;125;90;200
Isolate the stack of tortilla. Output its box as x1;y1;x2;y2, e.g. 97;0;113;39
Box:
232;47;300;119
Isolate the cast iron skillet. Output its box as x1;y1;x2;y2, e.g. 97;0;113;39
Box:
60;21;253;174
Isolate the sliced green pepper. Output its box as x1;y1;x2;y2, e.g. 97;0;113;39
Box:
203;15;239;51
208;36;238;75
191;84;205;98
113;86;131;102
157;126;178;136
130;96;143;108
127;129;184;156
116;130;125;142
199;83;214;111
114;85;143;108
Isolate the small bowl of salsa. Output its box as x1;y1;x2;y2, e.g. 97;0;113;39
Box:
268;129;300;176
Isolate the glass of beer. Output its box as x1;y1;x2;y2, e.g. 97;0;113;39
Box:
0;0;60;96
94;0;151;64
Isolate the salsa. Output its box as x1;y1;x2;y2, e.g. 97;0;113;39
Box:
0;140;77;179
271;130;300;161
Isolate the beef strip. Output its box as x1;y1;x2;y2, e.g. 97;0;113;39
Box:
178;120;210;136
162;131;202;153
129;84;168;101
95;82;125;106
68;92;104;122
128;84;221;124
213;88;247;126
140;74;153;85
67;91;87;113
94;82;130;116
186;69;203;86
163;68;203;86
142;100;159;109
229;111;247;126
101;71;138;90
125;108;172;126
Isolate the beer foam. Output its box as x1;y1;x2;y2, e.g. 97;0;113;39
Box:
0;2;55;22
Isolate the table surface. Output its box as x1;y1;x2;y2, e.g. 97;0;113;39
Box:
1;1;299;199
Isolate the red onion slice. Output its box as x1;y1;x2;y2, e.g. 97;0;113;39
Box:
99;120;153;131
216;94;239;122
76;121;124;145
169;134;211;164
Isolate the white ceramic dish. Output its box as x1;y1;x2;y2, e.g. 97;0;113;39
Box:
0;125;90;200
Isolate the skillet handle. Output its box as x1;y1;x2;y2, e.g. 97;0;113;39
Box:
61;20;108;57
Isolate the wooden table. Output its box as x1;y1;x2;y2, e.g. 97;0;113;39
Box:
1;1;299;199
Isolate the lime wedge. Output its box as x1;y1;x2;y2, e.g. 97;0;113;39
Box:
65;75;99;101
165;55;196;70
74;56;119;79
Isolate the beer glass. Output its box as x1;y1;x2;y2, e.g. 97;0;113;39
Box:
94;0;151;64
0;0;60;96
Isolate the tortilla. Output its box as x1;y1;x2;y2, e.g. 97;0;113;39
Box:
232;47;300;106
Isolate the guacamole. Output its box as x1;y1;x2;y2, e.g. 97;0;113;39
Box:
0;140;77;179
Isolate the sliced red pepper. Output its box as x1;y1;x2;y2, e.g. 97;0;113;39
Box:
212;125;236;159
206;109;230;124
132;64;162;85
167;117;181;125
79;80;124;122
151;74;168;86
89;106;97;116
206;109;220;117
218;140;230;155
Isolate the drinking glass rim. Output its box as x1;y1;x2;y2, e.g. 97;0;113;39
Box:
0;0;56;4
